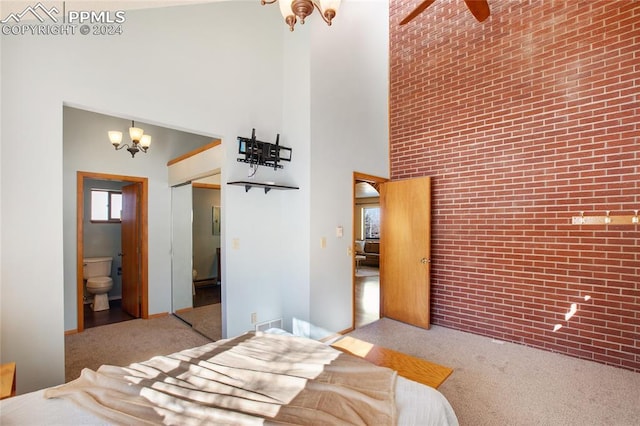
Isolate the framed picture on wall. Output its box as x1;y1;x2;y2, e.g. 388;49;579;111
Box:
212;206;221;236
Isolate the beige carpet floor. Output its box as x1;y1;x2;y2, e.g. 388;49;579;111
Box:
66;315;640;425
65;315;211;382
177;303;222;341
347;318;640;426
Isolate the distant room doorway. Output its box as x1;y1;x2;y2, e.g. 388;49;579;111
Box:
353;172;385;329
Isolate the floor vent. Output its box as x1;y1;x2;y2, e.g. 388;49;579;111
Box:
255;318;283;332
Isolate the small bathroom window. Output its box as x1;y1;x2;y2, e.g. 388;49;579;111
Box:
91;190;122;222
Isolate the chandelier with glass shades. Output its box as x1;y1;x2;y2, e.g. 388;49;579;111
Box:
261;0;341;32
108;121;151;158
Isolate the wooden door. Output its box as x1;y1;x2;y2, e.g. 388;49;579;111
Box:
121;183;141;317
380;177;431;329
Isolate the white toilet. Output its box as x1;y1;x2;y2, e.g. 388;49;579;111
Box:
83;257;114;312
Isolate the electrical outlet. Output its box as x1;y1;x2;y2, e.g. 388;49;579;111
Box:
251;312;257;324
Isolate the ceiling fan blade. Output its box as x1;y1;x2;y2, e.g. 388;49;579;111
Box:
400;0;436;25
463;0;490;22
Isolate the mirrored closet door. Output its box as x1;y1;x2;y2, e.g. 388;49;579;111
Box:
171;180;222;341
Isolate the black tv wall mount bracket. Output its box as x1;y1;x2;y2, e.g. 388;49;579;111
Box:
237;128;292;171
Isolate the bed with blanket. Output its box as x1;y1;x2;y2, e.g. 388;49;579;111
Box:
1;331;458;425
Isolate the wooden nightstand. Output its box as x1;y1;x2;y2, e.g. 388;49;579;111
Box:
1;362;16;399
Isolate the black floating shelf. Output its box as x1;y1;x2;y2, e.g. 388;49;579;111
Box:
227;181;299;194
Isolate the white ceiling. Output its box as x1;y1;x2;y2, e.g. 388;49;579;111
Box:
1;0;383;22
0;1;218;17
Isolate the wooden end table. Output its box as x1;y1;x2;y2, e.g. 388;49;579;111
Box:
1;362;16;399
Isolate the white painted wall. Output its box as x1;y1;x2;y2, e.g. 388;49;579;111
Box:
278;15;312;333
0;0;388;393
1;1;285;393
274;1;390;339
309;2;390;335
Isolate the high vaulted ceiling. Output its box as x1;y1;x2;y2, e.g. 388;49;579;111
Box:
0;1;216;17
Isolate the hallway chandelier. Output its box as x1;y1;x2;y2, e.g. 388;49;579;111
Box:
108;121;151;158
261;0;341;32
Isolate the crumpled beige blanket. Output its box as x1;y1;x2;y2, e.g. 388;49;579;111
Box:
45;331;397;425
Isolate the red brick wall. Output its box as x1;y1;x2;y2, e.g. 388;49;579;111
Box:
389;0;639;371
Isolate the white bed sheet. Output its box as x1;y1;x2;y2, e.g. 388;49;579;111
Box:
0;375;458;425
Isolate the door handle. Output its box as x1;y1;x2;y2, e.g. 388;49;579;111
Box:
421;258;430;264
118;252;124;257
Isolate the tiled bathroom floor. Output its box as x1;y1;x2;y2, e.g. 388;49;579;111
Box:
84;299;135;329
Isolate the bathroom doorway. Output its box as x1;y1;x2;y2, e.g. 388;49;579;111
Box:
76;171;149;332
